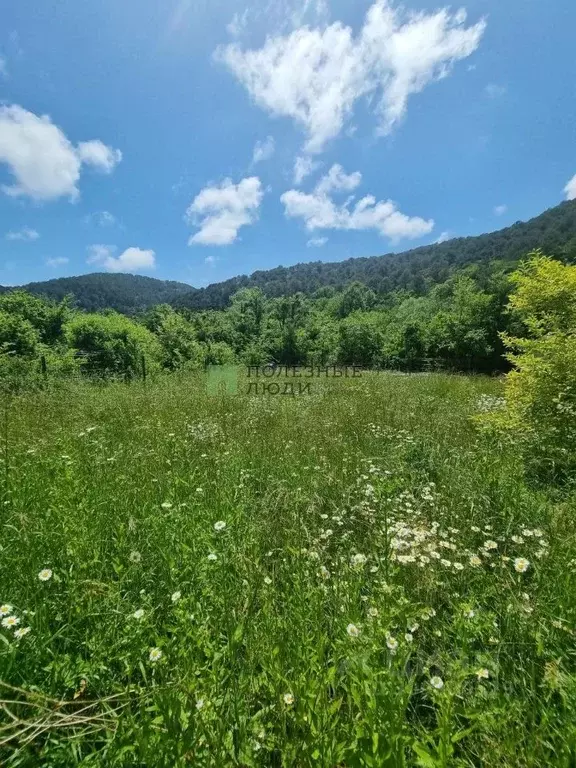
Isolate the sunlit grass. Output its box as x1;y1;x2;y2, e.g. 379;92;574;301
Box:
1;371;575;766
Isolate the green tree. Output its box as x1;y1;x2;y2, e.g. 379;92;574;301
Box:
65;313;162;377
479;252;576;483
0;311;39;356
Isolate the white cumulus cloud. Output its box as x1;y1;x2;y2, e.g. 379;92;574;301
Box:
564;174;576;201
87;244;155;273
6;226;39;241
293;155;320;185
217;0;485;154
435;231;451;243
186;177;264;246
281;163;434;242
494;204;507;216
76;141;122;173
252;136;276;164
0;105;122;201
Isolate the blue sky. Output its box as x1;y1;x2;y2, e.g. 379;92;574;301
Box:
0;0;575;288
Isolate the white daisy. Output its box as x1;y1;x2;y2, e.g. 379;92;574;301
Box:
386;635;399;653
283;693;294;706
38;569;53;582
149;647;162;662
1;616;20;629
0;604;13;616
214;521;226;532
430;676;444;690
347;623;360;638
133;609;145;620
171;591;182;603
514;557;530;573
14;626;31;639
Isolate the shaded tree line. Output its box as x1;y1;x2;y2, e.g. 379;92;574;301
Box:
0;262;518;379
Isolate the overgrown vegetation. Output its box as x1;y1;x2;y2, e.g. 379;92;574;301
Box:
1;366;575;766
0;239;575;765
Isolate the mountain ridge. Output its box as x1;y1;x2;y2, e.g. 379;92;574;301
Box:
1;199;575;313
0;273;194;314
173;200;576;309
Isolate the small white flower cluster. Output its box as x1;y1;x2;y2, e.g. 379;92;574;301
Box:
476;394;506;413
1;603;31;640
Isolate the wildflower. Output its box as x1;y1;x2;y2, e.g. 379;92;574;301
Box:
483;541;498;551
129;551;142;563
283;692;295;706
430;676;444;690
14;626;31;639
440;559;452;568
347;623;360;638
264;577;272;585
171;591;181;603
1;616;19;629
514;558;530;574
453;562;464;571
207;553;218;562
161;502;173;510
368;607;379;618
196;698;205;710
0;604;13;616
318;566;330;580
38;569;53;582
464;609;475;619
532;529;544;538
511;535;524;544
133;609;145;620
469;555;482;567
149;647;162;662
351;553;367;568
476;668;490;680
471;526;481;533
521;528;533;537
214;521;226;532
386;635;399;653
409;623;420;633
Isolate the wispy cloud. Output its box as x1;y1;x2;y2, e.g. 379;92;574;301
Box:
6;226;39;241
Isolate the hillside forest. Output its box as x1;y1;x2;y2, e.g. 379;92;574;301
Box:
1;199;576;380
0;250;567;381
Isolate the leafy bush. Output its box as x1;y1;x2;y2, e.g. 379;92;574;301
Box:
64;312;163;378
478;252;576;483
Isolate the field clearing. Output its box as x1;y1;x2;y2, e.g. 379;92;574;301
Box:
1;371;575;766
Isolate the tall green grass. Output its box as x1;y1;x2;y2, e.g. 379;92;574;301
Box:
1;372;575;766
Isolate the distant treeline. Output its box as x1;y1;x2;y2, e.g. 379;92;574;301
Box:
0;260;529;380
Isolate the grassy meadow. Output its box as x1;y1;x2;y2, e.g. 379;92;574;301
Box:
1;370;575;766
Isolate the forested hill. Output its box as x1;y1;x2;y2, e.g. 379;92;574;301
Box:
1;200;575;314
0;273;193;314
175;199;576;310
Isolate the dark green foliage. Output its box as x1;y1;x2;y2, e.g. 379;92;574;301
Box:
0;273;193;314
174;200;576;310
